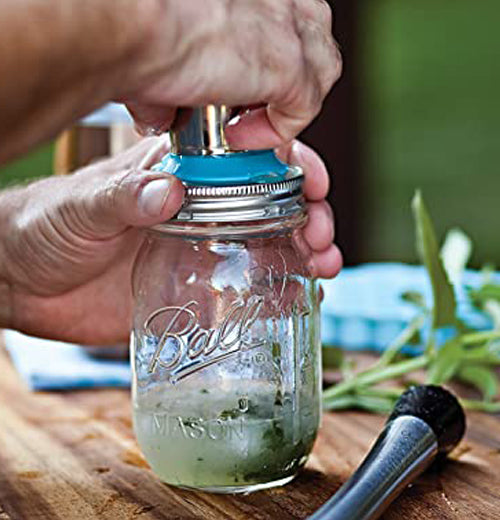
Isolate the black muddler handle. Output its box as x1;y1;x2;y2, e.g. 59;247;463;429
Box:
309;385;466;520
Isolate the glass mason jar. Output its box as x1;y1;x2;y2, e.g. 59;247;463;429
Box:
131;107;322;494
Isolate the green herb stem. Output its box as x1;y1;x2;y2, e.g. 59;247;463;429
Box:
460;330;500;345
377;314;427;367
322;355;429;400
323;394;395;414
460;399;500;413
321;192;500;416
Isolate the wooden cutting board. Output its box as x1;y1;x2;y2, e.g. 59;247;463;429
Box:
0;346;499;520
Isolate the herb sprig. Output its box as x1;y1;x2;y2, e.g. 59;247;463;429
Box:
322;191;500;414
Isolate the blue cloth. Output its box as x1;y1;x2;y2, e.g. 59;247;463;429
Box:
4;330;131;390
4;263;496;390
320;263;493;351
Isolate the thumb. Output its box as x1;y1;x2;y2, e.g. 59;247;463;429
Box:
75;168;185;238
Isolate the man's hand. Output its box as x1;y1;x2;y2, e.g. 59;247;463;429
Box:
126;0;342;150
0;0;341;164
0;138;341;345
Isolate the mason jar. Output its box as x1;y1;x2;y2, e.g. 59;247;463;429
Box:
130;107;322;494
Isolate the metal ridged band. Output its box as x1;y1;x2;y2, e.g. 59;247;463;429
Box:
173;173;305;223
185;175;303;199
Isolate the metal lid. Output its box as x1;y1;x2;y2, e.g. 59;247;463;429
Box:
175;169;304;222
171;105;231;156
158;104;305;222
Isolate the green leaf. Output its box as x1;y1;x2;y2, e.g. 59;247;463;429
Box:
320;194;500;416
460;342;500;365
412;191;457;328
440;228;472;285
457;365;499;401
468;283;500;309
426;338;462;385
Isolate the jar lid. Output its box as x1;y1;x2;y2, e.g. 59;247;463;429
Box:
153;149;290;186
175;168;304;222
154;105;305;222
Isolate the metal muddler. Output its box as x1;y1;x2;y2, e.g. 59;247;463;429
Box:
309;385;466;520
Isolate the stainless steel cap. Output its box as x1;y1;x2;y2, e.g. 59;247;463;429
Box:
171;106;231;156
175;169;304;222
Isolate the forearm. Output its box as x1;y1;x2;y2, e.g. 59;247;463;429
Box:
0;0;161;165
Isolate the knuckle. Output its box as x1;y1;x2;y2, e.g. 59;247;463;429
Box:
320;39;343;92
314;0;333;27
103;168;139;205
331;40;343;81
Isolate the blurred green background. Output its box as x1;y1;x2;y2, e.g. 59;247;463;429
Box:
361;0;500;266
2;0;499;266
0;142;53;189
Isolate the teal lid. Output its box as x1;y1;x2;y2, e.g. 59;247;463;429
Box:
153;149;290;186
151;106;304;222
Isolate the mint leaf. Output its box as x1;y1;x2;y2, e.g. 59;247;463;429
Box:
412;191;457;328
426;338;462;385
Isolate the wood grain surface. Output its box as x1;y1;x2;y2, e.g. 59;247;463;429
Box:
0;346;499;520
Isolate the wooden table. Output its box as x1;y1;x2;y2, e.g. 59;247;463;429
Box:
1;346;499;520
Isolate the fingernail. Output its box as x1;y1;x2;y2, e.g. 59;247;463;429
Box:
134;123;164;137
139;178;172;217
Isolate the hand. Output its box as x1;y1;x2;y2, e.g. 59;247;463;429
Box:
278;140;342;280
0;138;340;345
125;0;341;149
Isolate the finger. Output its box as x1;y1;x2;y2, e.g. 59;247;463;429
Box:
225;107;286;150
137;134;171;169
263;1;341;145
73;167;185;238
101;135;169;172
225;99;321;151
275;140;330;201
310;244;343;279
294;0;342;97
126;102;176;136
303;201;334;252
